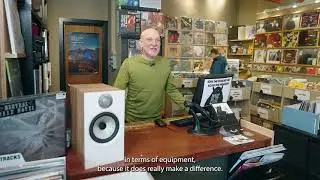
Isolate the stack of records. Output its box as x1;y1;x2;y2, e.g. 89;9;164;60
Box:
0;157;65;180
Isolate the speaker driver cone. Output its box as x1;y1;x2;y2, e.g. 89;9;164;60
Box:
89;112;119;143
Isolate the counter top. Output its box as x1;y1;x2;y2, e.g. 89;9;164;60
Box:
67;123;271;179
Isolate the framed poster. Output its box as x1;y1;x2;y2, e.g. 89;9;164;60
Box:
59;18;108;91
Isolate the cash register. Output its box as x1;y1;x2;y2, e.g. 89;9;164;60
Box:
171;74;242;135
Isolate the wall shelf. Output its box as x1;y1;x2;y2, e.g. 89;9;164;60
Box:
4;52;26;59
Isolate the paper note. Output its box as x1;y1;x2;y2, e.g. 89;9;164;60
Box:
182;79;193;88
230;89;243;100
294;89;310;101
257;107;269;119
260;84;272;94
223;134;254;145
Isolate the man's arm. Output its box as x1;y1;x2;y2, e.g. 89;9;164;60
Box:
165;73;186;109
113;60;129;90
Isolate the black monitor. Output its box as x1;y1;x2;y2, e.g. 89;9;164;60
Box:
192;73;234;107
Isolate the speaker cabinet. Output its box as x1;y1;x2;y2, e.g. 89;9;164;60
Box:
70;84;125;169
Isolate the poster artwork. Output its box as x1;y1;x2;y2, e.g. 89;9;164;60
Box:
68;32;99;74
200;77;232;107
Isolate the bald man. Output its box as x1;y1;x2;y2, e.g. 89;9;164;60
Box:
114;28;186;122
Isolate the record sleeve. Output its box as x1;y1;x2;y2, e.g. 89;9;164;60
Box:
165;16;179;30
0;93;66;168
205;46;213;58
256;20;267;34
192;60;204;72
179;31;193;45
141;12;164;36
118;0;139;6
215;21;227;33
265;17;282;32
167;30;180;43
193;31;205;44
300;11;319;28
119;10;141;34
181;45;193;57
254;34;267;48
245;25;256;40
215;34;228;46
282;31;299;47
254;50;267;63
267;33;282;48
205;32;215;45
266;49;281;64
128;39;140;57
181;17;192;30
166;44;181;58
193;18;205;31
298;49;318;65
283;14;301;30
205;20;215;32
226;59;240;80
298;30;318;46
192;45;205;57
282;49;298;64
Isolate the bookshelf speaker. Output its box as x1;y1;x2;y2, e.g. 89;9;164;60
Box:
70;84;125;169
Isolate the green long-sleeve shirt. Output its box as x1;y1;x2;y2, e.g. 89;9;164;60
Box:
114;55;185;122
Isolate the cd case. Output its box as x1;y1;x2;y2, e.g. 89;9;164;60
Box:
0;92;66;168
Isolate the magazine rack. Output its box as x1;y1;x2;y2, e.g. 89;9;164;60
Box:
228;159;286;180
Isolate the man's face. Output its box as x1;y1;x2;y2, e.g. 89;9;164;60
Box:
140;29;161;59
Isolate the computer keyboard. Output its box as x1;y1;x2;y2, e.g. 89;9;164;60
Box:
170;117;194;127
170;116;207;127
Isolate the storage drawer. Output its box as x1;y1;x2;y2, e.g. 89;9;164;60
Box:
250;115;263;126
229;87;251;101
251;105;280;123
252;82;282;96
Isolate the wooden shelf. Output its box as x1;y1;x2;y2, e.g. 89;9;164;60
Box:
229;53;252;56
254;46;320;50
229;39;254;42
4;52;26;59
251;70;320;77
249;62;319;67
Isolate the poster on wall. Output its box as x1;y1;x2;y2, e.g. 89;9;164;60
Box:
139;0;161;9
68;32;99;75
200;76;232;107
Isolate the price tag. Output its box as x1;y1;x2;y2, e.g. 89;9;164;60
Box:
260;84;272;95
257;107;269;120
182;79;193;88
230;89;243;100
294;89;310;101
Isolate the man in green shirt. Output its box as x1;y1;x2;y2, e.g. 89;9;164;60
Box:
114;28;186;122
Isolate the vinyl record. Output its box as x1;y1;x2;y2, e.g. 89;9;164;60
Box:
89;112;119;143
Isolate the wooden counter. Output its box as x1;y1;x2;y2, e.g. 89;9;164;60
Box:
67;123;271;180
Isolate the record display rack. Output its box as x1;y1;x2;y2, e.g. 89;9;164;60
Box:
163;16;228;117
251;8;320;77
117;3;165;63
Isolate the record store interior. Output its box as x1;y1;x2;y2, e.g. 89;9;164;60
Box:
1;0;320;179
